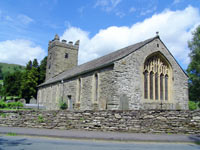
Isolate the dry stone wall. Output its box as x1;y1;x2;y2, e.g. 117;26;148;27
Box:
0;110;199;134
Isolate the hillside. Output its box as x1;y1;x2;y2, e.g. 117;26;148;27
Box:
0;62;25;80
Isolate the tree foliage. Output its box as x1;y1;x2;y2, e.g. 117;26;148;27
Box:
1;57;47;103
20;57;47;103
3;71;23;96
38;56;47;84
0;66;3;80
187;25;200;102
20;59;39;103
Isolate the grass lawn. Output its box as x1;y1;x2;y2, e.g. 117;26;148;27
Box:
5;96;20;100
0;108;30;111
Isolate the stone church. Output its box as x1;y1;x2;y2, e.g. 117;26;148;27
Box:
37;34;188;110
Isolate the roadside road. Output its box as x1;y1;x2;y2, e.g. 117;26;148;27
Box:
0;135;200;150
0;126;199;143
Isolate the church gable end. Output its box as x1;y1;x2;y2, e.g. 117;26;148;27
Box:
112;37;188;110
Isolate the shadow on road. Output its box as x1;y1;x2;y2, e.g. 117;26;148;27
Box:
188;135;200;145
0;136;32;150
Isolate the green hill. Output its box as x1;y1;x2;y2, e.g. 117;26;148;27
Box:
0;62;25;80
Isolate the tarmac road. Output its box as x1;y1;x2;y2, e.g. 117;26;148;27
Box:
0;135;199;150
0;127;200;143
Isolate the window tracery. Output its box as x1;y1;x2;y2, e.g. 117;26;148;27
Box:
144;53;170;101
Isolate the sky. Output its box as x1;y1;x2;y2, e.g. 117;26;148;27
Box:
0;0;200;70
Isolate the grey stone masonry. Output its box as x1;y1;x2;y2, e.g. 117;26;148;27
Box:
0;110;199;134
46;34;79;80
38;36;188;110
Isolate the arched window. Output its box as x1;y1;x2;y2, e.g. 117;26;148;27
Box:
155;73;158;100
165;75;168;100
143;52;171;101
78;78;81;102
95;73;98;101
150;71;154;100
160;74;164;100
144;71;148;99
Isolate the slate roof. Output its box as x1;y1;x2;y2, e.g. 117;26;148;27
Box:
39;36;159;87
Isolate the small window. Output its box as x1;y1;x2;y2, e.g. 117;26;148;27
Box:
65;53;68;58
144;71;148;99
157;44;159;47
78;78;81;102
95;73;98;101
48;64;51;69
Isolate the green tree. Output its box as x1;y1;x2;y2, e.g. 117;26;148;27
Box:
19;57;47;103
3;71;22;97
187;25;200;102
20;59;40;103
0;66;3;80
38;56;47;84
26;60;32;71
0;84;3;98
33;59;39;68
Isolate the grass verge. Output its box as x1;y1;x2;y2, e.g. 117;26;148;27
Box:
6;133;17;136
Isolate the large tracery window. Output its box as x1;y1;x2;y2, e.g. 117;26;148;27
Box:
144;53;171;101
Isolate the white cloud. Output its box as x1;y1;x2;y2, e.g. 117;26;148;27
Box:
173;0;181;5
94;0;125;18
17;14;34;25
0;11;34;26
5;16;13;22
94;0;121;12
115;11;125;18
140;6;157;16
61;6;200;69
0;39;46;65
129;7;136;13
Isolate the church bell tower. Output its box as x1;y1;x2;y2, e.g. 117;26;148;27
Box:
45;34;79;81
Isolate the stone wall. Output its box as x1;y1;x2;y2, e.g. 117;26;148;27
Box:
38;66;114;110
0;110;199;134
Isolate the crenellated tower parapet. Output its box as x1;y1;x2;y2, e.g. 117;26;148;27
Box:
48;34;80;51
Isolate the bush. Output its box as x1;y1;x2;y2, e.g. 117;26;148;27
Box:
0;101;7;108
0;101;23;109
38;115;44;123
189;101;198;110
7;101;23;109
59;101;67;110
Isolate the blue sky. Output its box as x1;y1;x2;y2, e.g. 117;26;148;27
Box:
0;0;200;70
